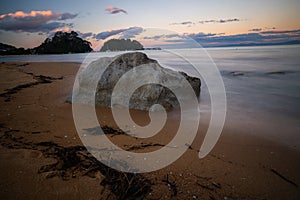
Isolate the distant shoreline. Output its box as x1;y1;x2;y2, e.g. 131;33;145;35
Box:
1;44;299;64
202;41;300;49
1;43;300;56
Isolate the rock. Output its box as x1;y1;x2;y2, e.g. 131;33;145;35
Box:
100;39;143;52
71;52;201;111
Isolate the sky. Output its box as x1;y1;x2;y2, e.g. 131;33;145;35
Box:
0;0;299;49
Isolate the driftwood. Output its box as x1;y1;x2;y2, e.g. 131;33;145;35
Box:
125;143;164;151
162;174;177;196
270;168;298;187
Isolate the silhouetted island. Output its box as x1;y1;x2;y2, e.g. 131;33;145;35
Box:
100;39;143;52
0;43;30;55
0;31;93;55
33;31;92;54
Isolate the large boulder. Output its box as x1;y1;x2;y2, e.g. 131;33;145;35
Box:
71;52;201;111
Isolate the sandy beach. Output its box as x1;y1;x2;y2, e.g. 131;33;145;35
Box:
0;62;299;200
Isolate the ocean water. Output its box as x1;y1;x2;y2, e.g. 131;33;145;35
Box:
1;45;300;149
208;46;300;150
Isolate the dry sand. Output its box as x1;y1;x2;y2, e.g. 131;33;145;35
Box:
0;62;299;199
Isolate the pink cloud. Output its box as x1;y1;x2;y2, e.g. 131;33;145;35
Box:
0;10;59;19
105;6;127;14
54;27;71;33
0;10;77;33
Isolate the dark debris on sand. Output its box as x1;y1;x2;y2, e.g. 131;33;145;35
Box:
0;71;63;102
83;125;127;138
0;125;152;200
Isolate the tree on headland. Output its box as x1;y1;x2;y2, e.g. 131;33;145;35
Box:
100;39;143;52
33;31;93;54
0;31;93;55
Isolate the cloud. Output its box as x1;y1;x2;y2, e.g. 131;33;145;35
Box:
77;31;94;39
143;35;164;40
264;27;276;30
0;10;59;19
260;29;300;34
105;6;127;14
0;10;77;33
188;32;217;38
171;18;241;26
143;34;185;40
119;27;143;39
186;29;300;47
249;28;262;32
58;13;78;20
248;27;279;33
170;21;194;26
142;28;300;48
95;27;142;40
95;29;125;40
198;18;240;24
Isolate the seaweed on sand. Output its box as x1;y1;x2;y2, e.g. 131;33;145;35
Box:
0;126;152;200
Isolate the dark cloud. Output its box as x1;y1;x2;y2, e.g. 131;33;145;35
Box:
35;22;72;33
77;31;95;39
260;29;300;34
58;13;78;20
170;21;194;26
143;35;164;40
188;32;217;38
199;18;240;24
119;27;143;39
144;28;300;48
219;18;240;23
0;10;78;33
171;18;240;26
95;29;125;40
249;28;262;32
249;27;279;33
187;29;300;47
105;6;127;14
143;34;184;40
95;27;142;40
264;27;276;30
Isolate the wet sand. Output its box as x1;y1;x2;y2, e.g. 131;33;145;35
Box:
0;62;299;199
